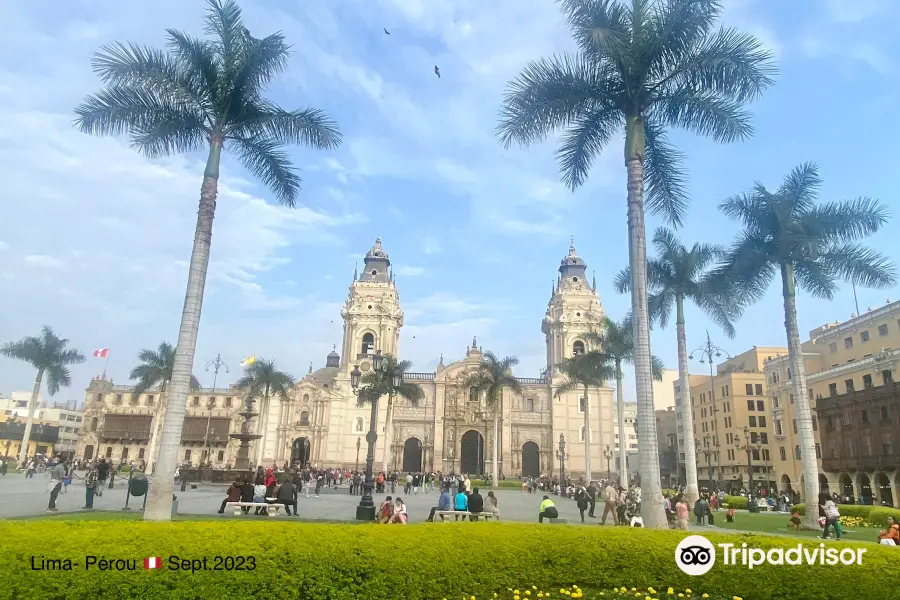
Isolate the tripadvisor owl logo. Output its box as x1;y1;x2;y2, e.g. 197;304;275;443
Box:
675;535;867;575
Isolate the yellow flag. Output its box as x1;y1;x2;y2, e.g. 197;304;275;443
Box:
240;356;256;368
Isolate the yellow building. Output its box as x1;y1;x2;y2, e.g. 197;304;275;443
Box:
683;346;784;492
1;417;58;460
763;298;900;500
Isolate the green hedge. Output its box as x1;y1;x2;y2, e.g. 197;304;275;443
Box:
794;504;898;527
724;495;748;509
0;521;894;600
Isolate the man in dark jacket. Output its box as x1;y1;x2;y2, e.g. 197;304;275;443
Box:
239;478;255;515
96;458;109;497
218;480;243;514
467;486;485;521
586;482;597;517
277;479;295;515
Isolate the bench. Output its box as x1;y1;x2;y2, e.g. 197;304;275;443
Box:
432;510;497;522
225;502;284;516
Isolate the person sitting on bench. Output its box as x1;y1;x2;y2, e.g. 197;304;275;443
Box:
539;495;559;523
427;487;452;522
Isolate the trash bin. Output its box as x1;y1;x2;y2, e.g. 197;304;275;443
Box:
171;499;179;518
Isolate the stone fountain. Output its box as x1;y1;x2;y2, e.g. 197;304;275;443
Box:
230;396;263;470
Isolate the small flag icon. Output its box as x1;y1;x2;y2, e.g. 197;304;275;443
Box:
93;348;109;358
240;356;256;368
143;556;162;570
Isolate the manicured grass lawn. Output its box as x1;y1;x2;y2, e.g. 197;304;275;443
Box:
713;510;879;543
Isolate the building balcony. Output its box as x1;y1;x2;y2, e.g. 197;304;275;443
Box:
809;348;900;384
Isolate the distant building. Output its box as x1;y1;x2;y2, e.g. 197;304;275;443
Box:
763;298;900;502
657;406;678;488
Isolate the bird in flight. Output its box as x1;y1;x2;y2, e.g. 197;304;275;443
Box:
434;65;441;78
384;28;391;35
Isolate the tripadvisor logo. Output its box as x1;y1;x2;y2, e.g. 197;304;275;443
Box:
675;535;867;575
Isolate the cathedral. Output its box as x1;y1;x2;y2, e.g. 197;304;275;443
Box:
78;239;617;479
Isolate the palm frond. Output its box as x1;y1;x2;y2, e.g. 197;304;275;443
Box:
655;90;753;143
613;267;631;293
497;54;620;149
230;32;291;101
650;353;666;381
818;243;897;290
0;327;84;392
802;197;890;244
230;135;303;206
643;119;689;226
646;0;720;78
165;29;219;107
717;231;776;302
204;0;245;69
556;106;622;191
558;0;632;69
777;161;821;217
234;102;342;150
792;258;838;300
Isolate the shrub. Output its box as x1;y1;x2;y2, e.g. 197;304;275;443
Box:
794;504;897;527
0;521;894;600
724;495;748;510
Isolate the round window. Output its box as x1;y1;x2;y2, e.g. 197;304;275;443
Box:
576;312;581;317
371;269;377;276
367;305;373;309
572;277;578;282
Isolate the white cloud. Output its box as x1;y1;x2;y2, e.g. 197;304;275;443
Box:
394;265;425;277
824;0;889;22
23;254;66;269
423;237;441;255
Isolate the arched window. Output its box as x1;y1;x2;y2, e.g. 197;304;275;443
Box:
355;417;364;432
572;340;585;356
300;411;310;426
786;368;792;380
468;387;479;403
579;425;589;442
89;417;98;433
105;446;113;458
361;332;375;354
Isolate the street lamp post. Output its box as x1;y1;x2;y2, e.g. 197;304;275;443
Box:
2;416;18;458
351;350;401;521
702;436;714;488
204;354;229;467
555;434;568;491
736;426;762;513
602;444;612;482
690;331;733;491
355;436;361;472
110;431;132;489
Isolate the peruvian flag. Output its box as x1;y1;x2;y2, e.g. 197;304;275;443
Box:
93;348;109;358
143;556;162;570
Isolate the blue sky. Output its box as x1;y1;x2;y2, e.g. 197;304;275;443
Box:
0;0;898;404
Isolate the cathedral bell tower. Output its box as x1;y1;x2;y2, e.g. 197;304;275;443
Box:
541;239;605;376
339;238;404;372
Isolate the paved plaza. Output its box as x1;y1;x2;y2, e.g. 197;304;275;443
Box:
0;473;606;524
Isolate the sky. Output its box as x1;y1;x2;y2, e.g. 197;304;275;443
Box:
1;0;899;406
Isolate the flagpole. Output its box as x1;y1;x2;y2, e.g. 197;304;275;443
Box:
103;345;110;380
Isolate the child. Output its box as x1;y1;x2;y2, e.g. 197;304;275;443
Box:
725;507;735;523
789;511;801;531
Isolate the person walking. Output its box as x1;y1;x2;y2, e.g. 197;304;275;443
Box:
586;481;597;518
601;481;618;525
96;458;109;497
575;484;589;523
82;462;99;509
46;456;66;512
820;493;842;540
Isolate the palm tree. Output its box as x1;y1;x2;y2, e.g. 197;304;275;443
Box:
1;327;85;464
358;354;425;473
613;227;740;503
129;342;201;473
554;350;616;484
74;0;342;520
235;359;295;466
585;317;663;490
718;162;896;527
497;0;775;528
466;352;524;483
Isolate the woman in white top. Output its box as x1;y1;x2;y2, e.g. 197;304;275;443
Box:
819;493;842;540
389;497;408;524
485;491;500;521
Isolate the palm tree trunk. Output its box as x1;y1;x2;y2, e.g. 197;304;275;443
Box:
382;396;394;474
781;263;820;528
143;138;221;521
676;296;699;504
624;115;666;529
17;368;44;464
616;360;627;489
145;392;167;474
492;395;500;484
256;389;270;467
582;383;592;484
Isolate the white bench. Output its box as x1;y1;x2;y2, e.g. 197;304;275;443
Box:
225;501;284;516
432;510;497;522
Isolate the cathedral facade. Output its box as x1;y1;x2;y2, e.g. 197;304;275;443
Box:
77;239;617;480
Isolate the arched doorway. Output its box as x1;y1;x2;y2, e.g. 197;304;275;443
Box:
460;430;485;475
521;441;540;477
839;473;854;500
402;438;423;473
83;445;94;460
780;474;792;492
875;472;893;506
818;473;830;494
291;437;311;467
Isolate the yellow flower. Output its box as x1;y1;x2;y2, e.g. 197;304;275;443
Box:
733;597;743;600
515;596;520;600
648;589;656;595
560;591;566;595
471;597;476;600
678;595;684;599
685;592;691;596
538;595;544;599
526;593;532;597
515;591;520;595
534;587;539;590
702;596;709;599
